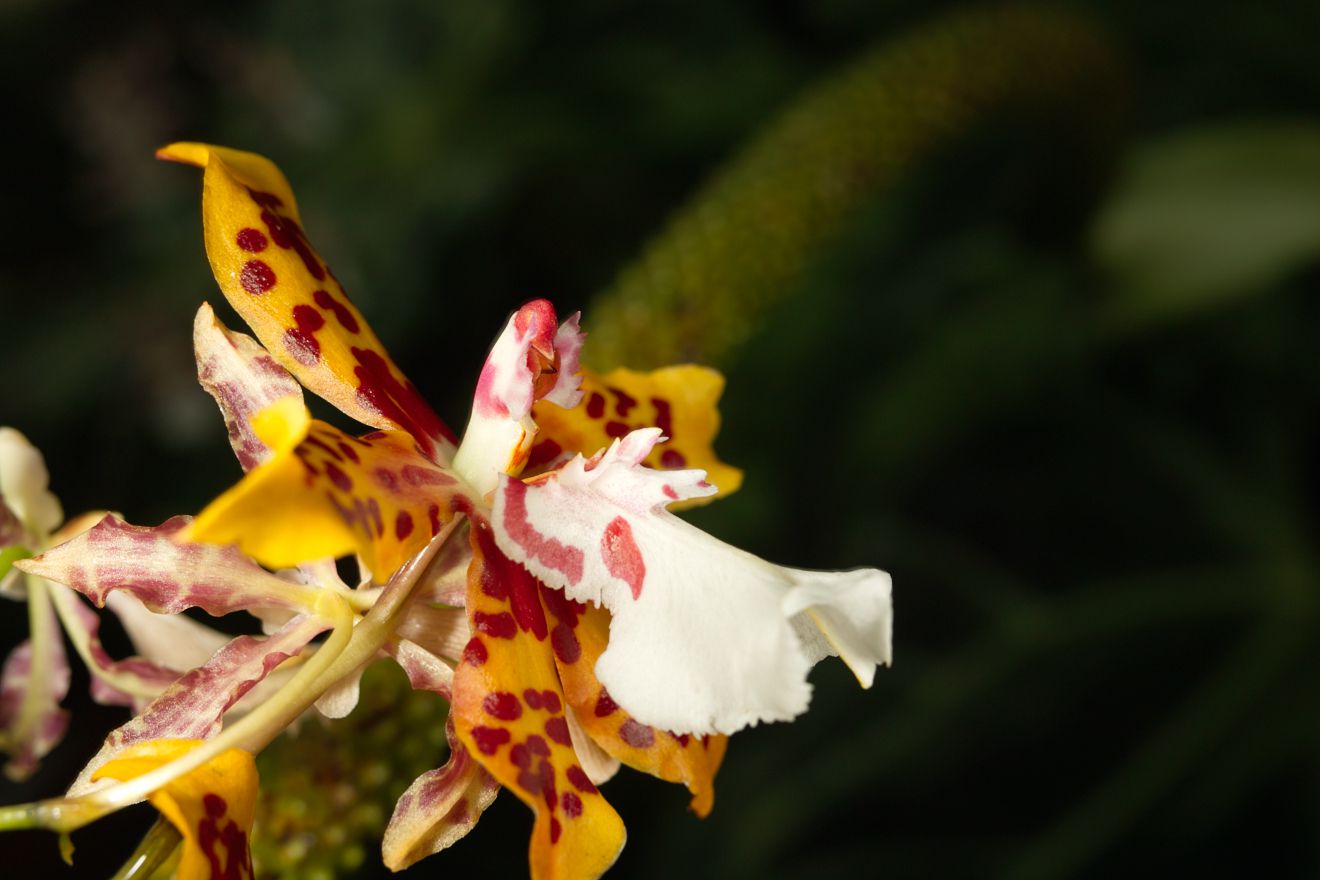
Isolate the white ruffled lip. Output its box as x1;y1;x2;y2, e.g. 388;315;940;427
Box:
489;427;893;736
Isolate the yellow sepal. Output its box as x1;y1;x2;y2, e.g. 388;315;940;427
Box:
531;365;742;509
158;142;457;461
188;398;464;578
94;738;258;880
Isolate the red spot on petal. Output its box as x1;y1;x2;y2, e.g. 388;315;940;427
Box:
428;503;442;536
483;691;523;721
550;817;563;844
539;583;583;628
651;397;674;436
594;690;618;718
604;420;630;438
523;688;544;710
669;732;692;748
601;515;646;600
475;611;517;639
352;347;458;455
551;623;581;664
545;716;571;746
607;386;638;417
394;511;414;540
203;793;227;819
324;461;353;492
662;485;679;499
619;719;655;748
471;725;511;755
236;228;268;252
586;392;606;419
283;329;321;365
660;449;687;468
463;637;488;666
540;690;561;714
240;259;276;294
313;288;360;333
525;734;550;756
526;439;563;470
561;791;583;818
566;764;597;794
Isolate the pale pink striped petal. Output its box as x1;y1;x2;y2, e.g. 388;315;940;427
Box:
193;302;304;472
17;514;314;617
0;587;69;781
69;613;328;796
53;590;183;710
490;428;893;736
451;300;585;495
381;719;499;869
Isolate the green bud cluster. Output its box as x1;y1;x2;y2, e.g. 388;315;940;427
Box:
251;663;449;879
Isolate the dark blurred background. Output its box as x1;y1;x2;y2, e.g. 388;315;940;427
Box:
3;1;1319;877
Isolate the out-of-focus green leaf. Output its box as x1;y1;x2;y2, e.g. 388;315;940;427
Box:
1094;122;1320;326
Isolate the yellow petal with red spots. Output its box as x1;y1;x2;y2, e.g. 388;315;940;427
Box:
158;142;457;463
453;525;625;880
539;591;727;816
94;738;258;880
187;398;467;579
529;365;741;509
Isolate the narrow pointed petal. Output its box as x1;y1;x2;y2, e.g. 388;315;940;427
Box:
187;398;469;578
194;302;304;472
0;583;69;780
490;429;892;735
158;142;457;462
529;365;742;508
539;594;726;816
94;738;258;880
0;427;62;535
452;301;585;496
453;526;625;880
381;653;499;871
69;614;328;796
17;514;316;616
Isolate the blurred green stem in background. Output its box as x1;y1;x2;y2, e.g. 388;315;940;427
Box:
586;4;1127;368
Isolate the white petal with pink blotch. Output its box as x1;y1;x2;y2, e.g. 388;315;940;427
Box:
489;428;893;736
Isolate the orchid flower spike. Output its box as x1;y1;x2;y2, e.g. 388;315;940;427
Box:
0;143;892;880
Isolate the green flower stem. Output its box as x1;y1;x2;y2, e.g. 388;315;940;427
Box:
109;816;182;880
0;572;56;769
0;545;32;581
587;4;1127;370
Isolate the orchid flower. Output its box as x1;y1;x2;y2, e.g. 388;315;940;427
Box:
0;143;892;880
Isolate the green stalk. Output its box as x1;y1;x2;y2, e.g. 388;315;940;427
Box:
587;4;1127;369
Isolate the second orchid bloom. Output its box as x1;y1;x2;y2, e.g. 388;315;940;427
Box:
8;143;892;880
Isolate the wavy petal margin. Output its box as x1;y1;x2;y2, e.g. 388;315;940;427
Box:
18;514;315;616
539;594;726;815
491;429;892;735
528;365;742;509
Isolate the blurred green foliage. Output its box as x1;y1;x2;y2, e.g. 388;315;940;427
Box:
3;1;1319;878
